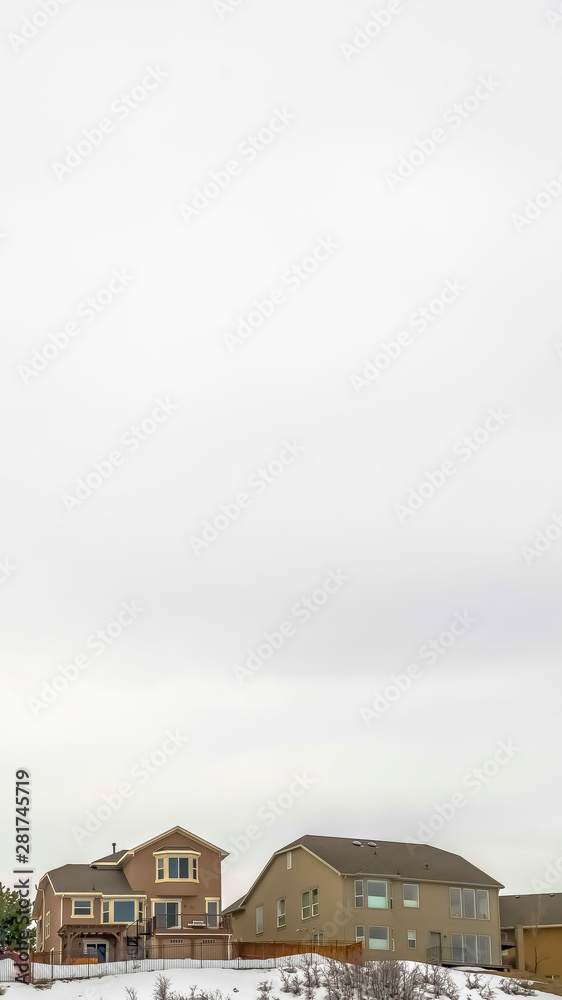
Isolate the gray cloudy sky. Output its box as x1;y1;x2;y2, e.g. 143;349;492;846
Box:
1;0;561;910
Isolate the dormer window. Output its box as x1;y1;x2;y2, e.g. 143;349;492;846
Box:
153;850;200;882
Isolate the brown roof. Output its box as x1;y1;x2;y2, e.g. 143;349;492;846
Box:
500;893;562;927
225;835;502;912
47;864;135;894
90;850;130;866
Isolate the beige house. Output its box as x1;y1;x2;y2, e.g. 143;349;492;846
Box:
500;893;562;981
32;826;230;962
225;836;504;967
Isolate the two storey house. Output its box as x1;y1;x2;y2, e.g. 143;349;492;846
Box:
32;826;230;962
225;835;504;968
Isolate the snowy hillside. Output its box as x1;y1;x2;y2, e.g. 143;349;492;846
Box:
1;959;559;1000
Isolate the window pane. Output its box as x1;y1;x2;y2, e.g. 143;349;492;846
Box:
114;901;135;922
449;887;462;918
465;934;478;963
256;905;263;934
355;925;364;941
478;936;492;964
74;901;91;914
287;852;292;869
169;858;179;878
354;880;364;907
102;902;109;924
463;888;476;919
367;881;387;908
368;926;389;950
192;859;198;879
179;858;189;878
477;890;490;919
451;933;464;962
403;885;419;907
312;889;319;916
407;930;416;949
157;859;164;879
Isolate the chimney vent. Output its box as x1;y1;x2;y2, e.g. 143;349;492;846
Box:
112;842;116;854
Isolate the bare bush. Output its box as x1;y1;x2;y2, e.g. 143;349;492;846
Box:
153;975;173;1000
124;987;139;1000
499;981;535;997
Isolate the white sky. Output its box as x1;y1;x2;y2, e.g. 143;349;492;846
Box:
1;0;562;912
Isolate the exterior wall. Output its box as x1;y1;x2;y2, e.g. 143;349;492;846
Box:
521;926;562;978
230;849;343;941
122;831;223;923
37;879;59;954
229;847;502;965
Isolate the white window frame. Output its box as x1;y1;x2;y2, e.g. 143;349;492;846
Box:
368;925;390;950
407;929;416;949
256;904;264;935
277;898;286;928
286;852;292;870
476;889;490;919
205;898;220;928
450;887;489;919
403;884;419;908
153;851;200;882
301;888;318;920
451;933;492;964
45;911;50;939
312;933;324;945
354;880;364;908
355;924;365;945
367;880;388;909
72;899;93;917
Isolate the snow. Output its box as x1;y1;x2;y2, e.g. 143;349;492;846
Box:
0;959;559;1000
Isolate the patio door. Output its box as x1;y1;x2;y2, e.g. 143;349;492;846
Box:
154;901;179;929
429;932;441;960
86;943;107;963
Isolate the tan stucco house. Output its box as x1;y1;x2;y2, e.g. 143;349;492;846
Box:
500;893;562;980
32;826;230;962
225;835;504;967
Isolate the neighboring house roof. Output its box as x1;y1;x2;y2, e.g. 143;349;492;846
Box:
225;835;503;913
500;893;562;927
46;864;135;894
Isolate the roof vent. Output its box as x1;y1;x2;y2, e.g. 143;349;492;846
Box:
367;842;378;848
352;840;362;847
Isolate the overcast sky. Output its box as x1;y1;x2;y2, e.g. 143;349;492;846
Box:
1;0;561;913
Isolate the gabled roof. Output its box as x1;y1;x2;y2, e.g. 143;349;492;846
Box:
500;893;562;927
91;826;228;866
224;835;503;912
43;864;134;894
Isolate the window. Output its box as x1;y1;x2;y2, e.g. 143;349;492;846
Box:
368;925;389;950
139;901;144;923
72;899;92;916
451;934;492;964
154;901;180;929
102;901;110;923
367;881;387;909
154;854;199;881
312;933;324;944
403;885;419;908
45;912;50;938
277;899;286;928
206;899;220;928
354;880;364;908
355;925;365;945
450;887;489;919
114;900;135;922
477;889;490;919
301;889;318;919
256;905;264;934
407;930;416;950
287;852;292;870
